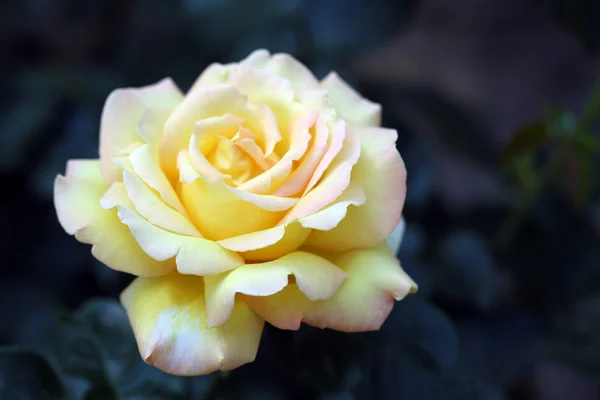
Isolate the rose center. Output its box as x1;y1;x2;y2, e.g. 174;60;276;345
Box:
203;126;280;185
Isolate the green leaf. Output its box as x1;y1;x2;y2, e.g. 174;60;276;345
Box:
579;78;600;130
573;132;600;151
546;105;577;136
502;122;548;163
0;347;68;400
513;154;538;194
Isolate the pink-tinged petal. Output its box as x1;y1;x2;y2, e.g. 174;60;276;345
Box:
219;222;311;262
204;251;346;328
297;182;365;231
122;170;200;237
236;110;314;194
303;117;346;194
102;182;243;276
321;72;381;127
280;128;361;224
386;217;406;255
245;244;417;332
54;160;174;276
100;78;183;183
178;150;296;241
160;85;248;182
304;126;406;251
274;115;329;197
121;275;264;376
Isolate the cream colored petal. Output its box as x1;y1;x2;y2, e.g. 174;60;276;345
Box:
187;114;247;182
218;222;311;262
280;128;361;224
188;63;231;93
178;150;296;241
238;49;271;69
99;78;183;183
121;275;264;376
386;217;406;255
122;170;200;237
245;244;417;332
204;251;346;328
54;160;174;276
321;72;381;127
236;110;314;194
129;144;188;215
160;85;248;182
305;126;406;251
239;50;320;90
297;182;365;231
303;117;346;194
102;182;243;276
273;115;329;197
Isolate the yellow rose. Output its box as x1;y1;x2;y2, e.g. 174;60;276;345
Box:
54;50;417;376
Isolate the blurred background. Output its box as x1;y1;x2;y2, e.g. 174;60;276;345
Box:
1;0;600;399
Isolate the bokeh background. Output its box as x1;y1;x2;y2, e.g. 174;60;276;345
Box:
2;0;600;399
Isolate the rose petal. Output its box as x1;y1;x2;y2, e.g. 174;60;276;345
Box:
304;126;406;251
188;114;246;182
54;160;174;276
280;127;361;224
273;115;329;197
214;182;364;261
121;274;264;376
297;182;365;231
218;222;311;262
245;243;417;332
302;117;346;194
321;72;381;127
178;150;296;241
129;144;188;215
189;63;231;92
101;182;243;276
100;78;183;183
122;170;201;237
204;251;346;328
160;85;248;182
236;110;314;194
239;50;320;91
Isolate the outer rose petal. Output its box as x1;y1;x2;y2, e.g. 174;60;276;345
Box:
304;126;406;251
99;78;183;183
121;274;264;376
54;160;174;276
238;49;321;91
321;72;381;127
204;251;346;328
101;183;244;276
245;244;417;332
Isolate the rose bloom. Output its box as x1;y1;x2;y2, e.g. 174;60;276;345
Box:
54;50;417;376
